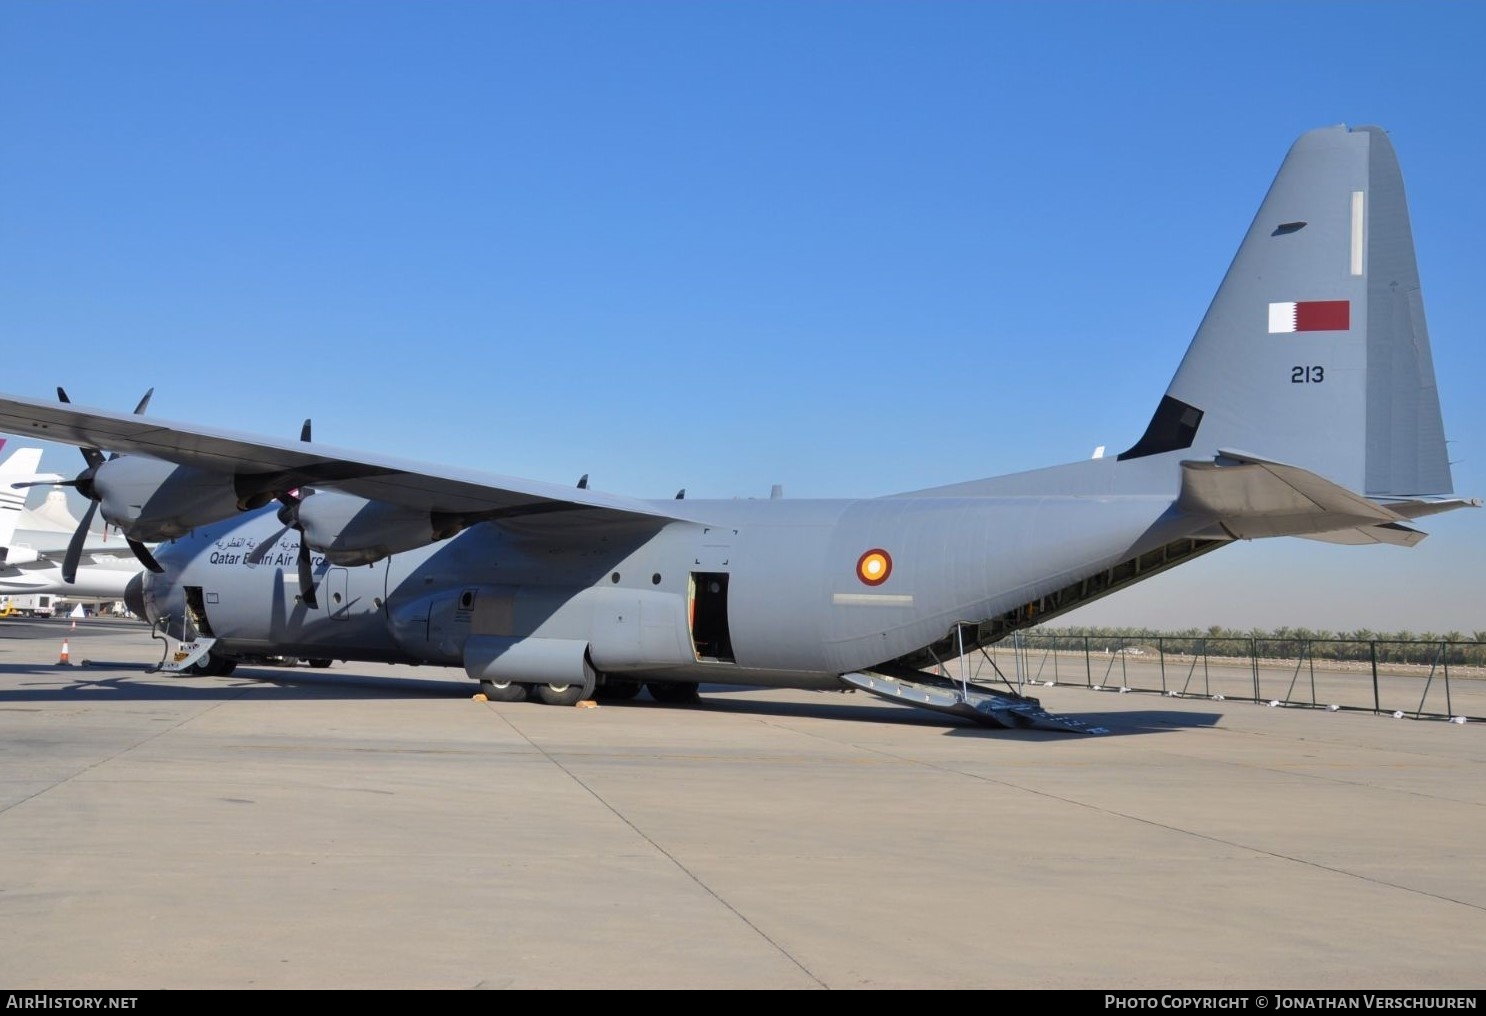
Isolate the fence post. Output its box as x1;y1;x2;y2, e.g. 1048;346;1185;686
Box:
1441;641;1452;718
1370;641;1380;715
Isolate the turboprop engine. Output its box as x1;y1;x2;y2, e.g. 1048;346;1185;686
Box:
87;456;245;541
289;490;460;566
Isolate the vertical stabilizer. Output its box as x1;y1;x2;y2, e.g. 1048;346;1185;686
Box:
1122;125;1452;499
0;447;47;546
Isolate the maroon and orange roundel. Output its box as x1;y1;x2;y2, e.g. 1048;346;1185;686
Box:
856;549;892;586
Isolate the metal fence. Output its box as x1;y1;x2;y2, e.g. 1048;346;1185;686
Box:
973;634;1484;722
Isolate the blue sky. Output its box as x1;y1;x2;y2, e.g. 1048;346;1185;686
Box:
2;2;1482;633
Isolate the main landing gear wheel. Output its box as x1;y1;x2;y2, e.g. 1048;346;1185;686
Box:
187;652;237;677
534;682;587;707
479;678;529;703
646;682;701;705
595;678;643;701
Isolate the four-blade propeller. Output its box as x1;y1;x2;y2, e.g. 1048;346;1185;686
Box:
12;387;164;582
243;419;320;609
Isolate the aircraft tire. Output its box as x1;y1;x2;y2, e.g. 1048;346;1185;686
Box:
596;678;643;701
306;658;333;669
534;682;587;707
187;652;238;677
646;681;701;705
479;678;528;703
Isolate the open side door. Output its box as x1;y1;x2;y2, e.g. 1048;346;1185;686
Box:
688;571;734;663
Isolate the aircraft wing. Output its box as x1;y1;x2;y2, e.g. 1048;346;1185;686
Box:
0;391;696;531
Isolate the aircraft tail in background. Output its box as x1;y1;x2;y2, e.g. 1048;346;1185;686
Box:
0;446;56;547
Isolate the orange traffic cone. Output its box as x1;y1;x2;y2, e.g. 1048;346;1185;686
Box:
56;639;72;666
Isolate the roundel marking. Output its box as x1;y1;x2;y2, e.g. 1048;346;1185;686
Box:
856;549;892;587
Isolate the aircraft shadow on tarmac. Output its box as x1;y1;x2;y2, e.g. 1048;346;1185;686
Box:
697;684;1223;737
0;661;474;702
0;659;1223;736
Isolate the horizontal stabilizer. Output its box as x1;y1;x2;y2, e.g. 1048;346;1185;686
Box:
1298;494;1481;545
1175;449;1463;541
1299;523;1426;547
1373;497;1481;521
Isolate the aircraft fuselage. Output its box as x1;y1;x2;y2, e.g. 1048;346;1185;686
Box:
136;489;1187;689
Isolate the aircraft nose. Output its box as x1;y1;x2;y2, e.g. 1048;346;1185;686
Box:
123;571;149;621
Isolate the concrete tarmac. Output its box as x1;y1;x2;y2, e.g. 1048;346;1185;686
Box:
1;618;1483;990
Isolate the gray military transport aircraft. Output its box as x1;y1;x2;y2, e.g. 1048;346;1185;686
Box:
0;125;1474;729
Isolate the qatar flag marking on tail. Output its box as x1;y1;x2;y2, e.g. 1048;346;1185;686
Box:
1268;300;1350;333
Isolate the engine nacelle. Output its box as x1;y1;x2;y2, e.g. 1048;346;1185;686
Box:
295;490;453;566
91;457;244;541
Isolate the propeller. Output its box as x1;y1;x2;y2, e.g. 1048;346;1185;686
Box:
15;388;163;582
244;490;319;609
244;420;319;608
61;498;101;585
